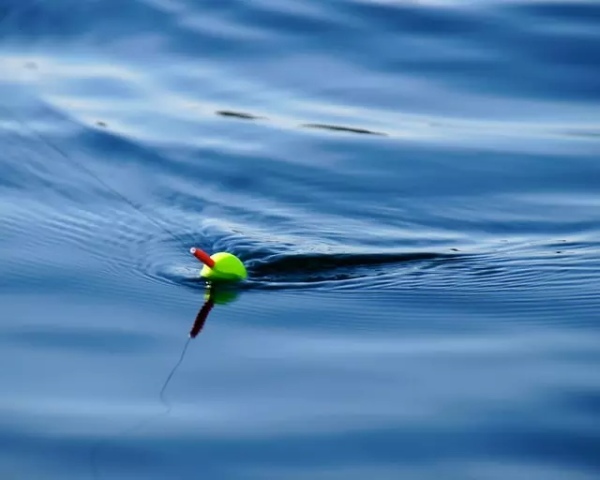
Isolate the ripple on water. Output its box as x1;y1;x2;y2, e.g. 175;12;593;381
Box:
1;1;600;479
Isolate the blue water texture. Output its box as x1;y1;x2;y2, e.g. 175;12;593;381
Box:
1;0;599;479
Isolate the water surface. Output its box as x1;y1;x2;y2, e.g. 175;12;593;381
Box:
1;1;599;479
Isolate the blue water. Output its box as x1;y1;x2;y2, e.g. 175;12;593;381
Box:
1;1;599;478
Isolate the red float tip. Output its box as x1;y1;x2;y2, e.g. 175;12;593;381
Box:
190;247;215;268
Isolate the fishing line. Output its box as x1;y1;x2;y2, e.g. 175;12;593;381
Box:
1;6;217;479
90;336;193;480
0;103;192;249
159;336;191;408
1;102;198;479
0;0;192;251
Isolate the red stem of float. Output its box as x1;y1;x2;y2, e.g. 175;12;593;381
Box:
190;247;215;268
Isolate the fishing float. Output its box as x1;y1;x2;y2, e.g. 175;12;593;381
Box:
189;247;247;282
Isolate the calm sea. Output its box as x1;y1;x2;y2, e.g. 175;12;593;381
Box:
1;1;599;479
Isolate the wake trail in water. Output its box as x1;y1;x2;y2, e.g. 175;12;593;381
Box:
241;250;459;286
163;250;462;292
247;251;451;275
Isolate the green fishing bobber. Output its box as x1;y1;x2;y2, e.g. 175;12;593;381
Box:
190;247;247;282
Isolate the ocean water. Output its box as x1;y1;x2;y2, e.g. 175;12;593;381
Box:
1;0;599;479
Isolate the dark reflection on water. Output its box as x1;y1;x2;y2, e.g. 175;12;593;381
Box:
1;0;599;479
216;110;263;120
301;123;386;136
188;284;240;338
214;109;388;136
